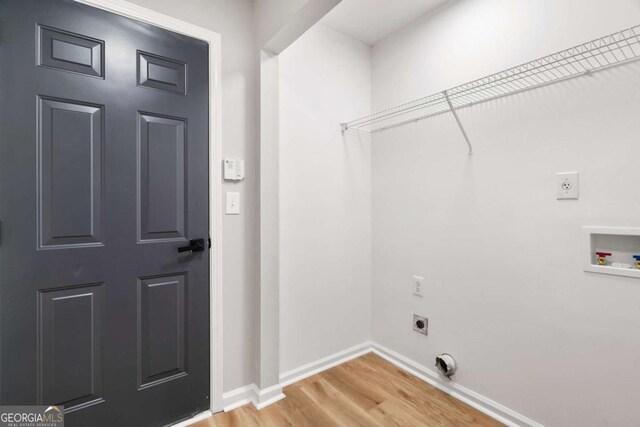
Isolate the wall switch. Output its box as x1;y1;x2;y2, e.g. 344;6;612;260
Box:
226;192;240;215
413;315;428;335
412;275;424;297
557;171;579;199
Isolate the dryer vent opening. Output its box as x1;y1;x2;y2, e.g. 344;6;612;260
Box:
435;353;457;379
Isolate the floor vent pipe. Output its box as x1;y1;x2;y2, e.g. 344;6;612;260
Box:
435;353;457;379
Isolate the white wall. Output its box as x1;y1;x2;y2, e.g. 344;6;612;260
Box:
258;49;282;391
256;0;309;47
256;0;343;394
371;1;640;426
279;24;372;374
126;0;260;393
255;0;341;53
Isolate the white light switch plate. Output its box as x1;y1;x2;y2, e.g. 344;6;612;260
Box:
226;192;240;214
557;171;579;199
412;275;424;297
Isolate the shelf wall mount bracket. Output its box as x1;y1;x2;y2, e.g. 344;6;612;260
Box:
443;90;473;155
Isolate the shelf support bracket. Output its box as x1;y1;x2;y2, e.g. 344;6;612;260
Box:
443;90;473;155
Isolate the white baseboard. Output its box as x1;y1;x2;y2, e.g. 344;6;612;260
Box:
255;383;286;409
279;341;373;387
222;382;285;412
371;343;544;427
222;341;542;427
170;410;213;427
222;384;258;412
221;341;372;412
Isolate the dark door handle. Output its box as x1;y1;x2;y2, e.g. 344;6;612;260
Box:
178;239;205;253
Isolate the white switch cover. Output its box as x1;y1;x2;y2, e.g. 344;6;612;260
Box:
226;192;240;214
412;275;424;298
557;172;579;199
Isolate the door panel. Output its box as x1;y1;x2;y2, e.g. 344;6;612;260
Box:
38;96;103;248
137;52;187;95
0;1;210;426
138;273;187;389
38;25;104;77
138;113;187;242
38;284;104;411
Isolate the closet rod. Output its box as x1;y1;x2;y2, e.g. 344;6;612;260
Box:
341;24;640;135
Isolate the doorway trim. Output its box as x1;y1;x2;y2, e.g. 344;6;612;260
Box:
72;0;223;414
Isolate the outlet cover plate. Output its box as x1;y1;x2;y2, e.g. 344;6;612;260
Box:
557;171;579;199
413;314;428;335
412;275;424;297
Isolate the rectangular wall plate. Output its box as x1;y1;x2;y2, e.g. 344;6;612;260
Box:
412;275;424;297
413;314;428;335
557;171;579;199
225;192;240;215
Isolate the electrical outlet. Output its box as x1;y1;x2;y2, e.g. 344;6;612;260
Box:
557;171;579;199
413;314;428;335
412;275;424;297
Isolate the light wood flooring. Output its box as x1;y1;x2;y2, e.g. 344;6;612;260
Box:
195;353;503;427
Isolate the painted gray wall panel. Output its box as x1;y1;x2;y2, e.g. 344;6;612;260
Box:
39;284;104;410
38;97;103;249
138;274;186;388
38;25;103;77
138;113;186;242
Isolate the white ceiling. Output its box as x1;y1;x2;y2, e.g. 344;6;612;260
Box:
320;0;449;45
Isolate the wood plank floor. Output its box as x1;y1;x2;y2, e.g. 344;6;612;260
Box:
195;353;503;427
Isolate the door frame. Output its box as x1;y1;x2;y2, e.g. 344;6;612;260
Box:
72;0;224;414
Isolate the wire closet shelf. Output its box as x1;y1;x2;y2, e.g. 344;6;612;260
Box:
341;24;640;137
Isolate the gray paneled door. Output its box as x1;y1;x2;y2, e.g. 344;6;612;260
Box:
0;1;211;425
